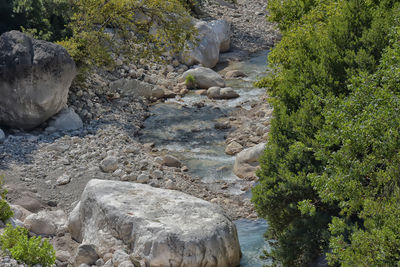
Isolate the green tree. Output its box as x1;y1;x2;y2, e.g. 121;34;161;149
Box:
253;0;400;265
59;0;196;70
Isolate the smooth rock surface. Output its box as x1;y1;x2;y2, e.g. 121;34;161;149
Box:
24;209;67;236
180;67;225;89
162;155;182;168
110;78;154;99
182;20;231;68
48;107;83;131
0;31;76;129
69;179;241;267
100;156;119;173
233;143;266;179
207;87;239;99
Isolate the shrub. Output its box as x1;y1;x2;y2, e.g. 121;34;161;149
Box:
185;74;196;88
0;176;13;222
0;224;56;267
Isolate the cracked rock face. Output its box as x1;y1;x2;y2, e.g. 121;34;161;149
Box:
69;179;241;267
0;30;76;130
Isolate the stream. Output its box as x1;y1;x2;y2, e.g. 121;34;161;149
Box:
140;51;271;266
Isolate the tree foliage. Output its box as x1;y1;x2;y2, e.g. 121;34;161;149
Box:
0;0;72;41
0;224;56;267
58;0;196;69
253;0;400;265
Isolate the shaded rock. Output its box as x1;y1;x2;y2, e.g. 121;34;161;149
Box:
56;250;71;263
233;143;266;179
0;31;76;129
69;179;241;267
14;195;45;213
48;107;83;131
180;67;225;89
225;141;243;155
162;155;182;168
0;129;5;143
182;20;231;68
151;86;164;99
74;244;99;266
225;70;247;79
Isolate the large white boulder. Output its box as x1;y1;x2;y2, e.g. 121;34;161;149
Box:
68;179;241;267
233;143;266;179
0;31;76;130
179;67;225;89
182;20;231;68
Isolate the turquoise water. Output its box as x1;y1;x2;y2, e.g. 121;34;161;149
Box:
235;219;271;267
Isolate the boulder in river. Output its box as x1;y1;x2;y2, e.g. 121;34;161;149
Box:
180;67;225;89
182;20;231;68
233;143;266;179
225;70;247;79
207;87;239;100
68;179;241;266
0;31;76;130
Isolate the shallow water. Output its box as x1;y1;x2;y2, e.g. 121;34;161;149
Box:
140;50;271;265
235;219;271;266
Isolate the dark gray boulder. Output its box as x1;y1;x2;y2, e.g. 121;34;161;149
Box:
0;31;76;129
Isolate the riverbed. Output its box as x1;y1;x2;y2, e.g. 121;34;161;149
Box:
140;51;271;266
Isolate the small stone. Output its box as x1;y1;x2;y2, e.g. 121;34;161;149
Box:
194;89;207;96
74;244;99;266
100;156;119;173
225;141;243;155
137;173;150;184
56;250;71;262
152;170;163;179
225;70;247;79
181;166;189;172
162;155;182;168
56;173;71;186
165;179;175;190
154;157;163;165
96;258;105;266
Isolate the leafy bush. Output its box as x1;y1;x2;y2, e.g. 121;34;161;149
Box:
185;74;196;88
58;0;196;71
253;0;400;265
0;176;13;222
0;224;56;267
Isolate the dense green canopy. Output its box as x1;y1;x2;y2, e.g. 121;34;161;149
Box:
253;0;400;266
